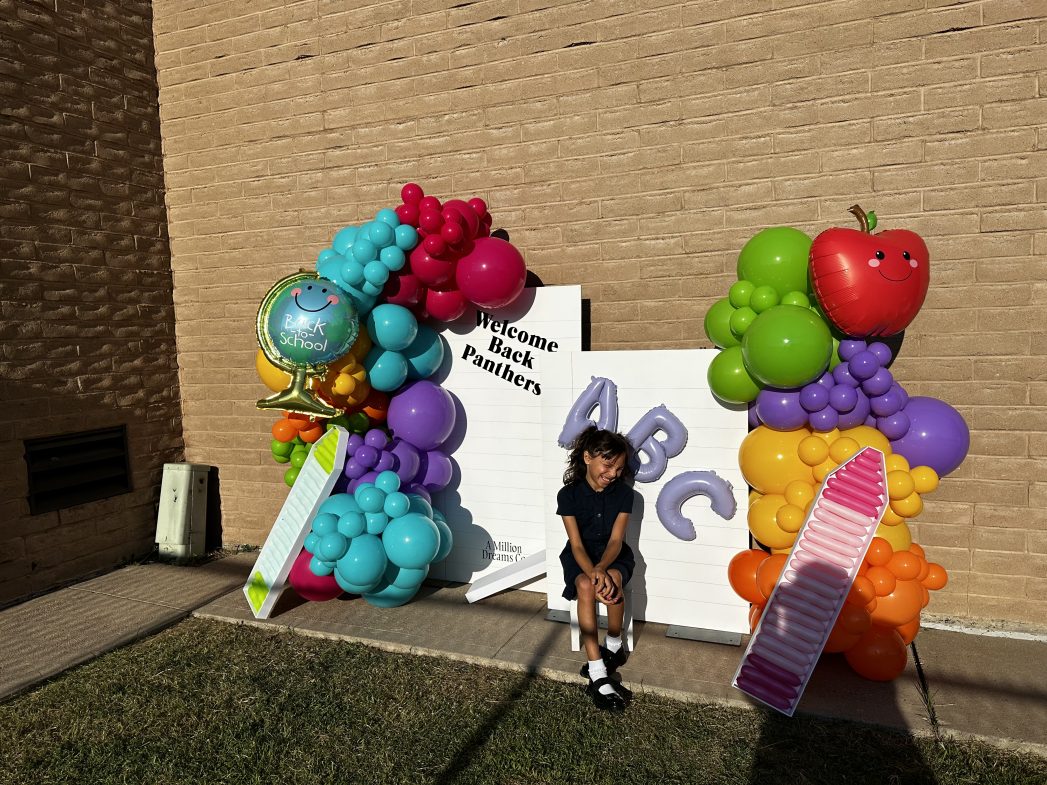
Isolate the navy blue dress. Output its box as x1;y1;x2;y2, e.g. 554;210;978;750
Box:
556;479;636;601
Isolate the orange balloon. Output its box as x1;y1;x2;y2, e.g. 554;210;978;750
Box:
360;388;389;422
824;624;861;654
727;549;769;604
844;625;908;681
886;551;921;581
271;420;298;442
748;603;763;633
847;575;876;606
922;563;948;591
756;553;787;599
866;565;897;597
909;542;925;560
915;556;930;583
896;616;920;645
838;603;872;636
299;424;324;443
920;584;930;608
871;578;922;627
865;537;892;567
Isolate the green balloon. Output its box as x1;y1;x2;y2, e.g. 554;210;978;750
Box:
704;298;739;349
271;438;294;457
708;346;761;405
736;227;813;297
284;466;301;487
749;285;780;314
728;280;755;308
729;306;757;337
741;305;832;388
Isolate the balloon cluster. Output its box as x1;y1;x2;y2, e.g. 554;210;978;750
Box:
255;185;530;609
288;470;453;608
385;183;526;321
708;207;970;682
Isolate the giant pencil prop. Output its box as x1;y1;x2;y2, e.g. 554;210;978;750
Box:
733;447;888;716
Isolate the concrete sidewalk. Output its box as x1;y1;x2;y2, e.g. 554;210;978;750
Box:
4;553;1045;756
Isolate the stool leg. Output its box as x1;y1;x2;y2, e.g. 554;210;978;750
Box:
624;589;634;651
569;600;581;652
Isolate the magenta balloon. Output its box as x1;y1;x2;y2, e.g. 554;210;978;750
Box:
455;237;527;309
288;549;343;602
889;396;970;476
388;380;456;451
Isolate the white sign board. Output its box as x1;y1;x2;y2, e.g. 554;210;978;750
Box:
541;350;751;634
429;286;582;589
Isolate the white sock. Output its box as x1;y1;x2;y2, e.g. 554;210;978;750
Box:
604;634;623;653
587;659;616;695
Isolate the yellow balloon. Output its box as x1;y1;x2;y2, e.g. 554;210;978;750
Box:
881;506;905;526
748;490;762;507
891;491;924;519
776;503;805;533
876;520;912;551
748;493;796;550
739;426;815;495
887;469;916;501
813;458;834;483
347;330;373;361
910;465;940;494
818;428;841;444
256;348;292;392
885;453;911;473
828;436;860;464
771;545;792;555
785;479;815;508
839;425;891;454
798;436;829;466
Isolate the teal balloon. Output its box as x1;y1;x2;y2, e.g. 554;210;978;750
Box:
335;533;387;594
312;512;338;536
403;325;446;379
337;511;366;538
317;532;349;562
432;515;453;563
704;298;739;349
383;491;410;518
708;345;761;405
319;493;361;518
375;208;400;227
264;277;359;366
364;346;409;392
383;512;440;569
365;511;389;535
368;221;395;247
394;224;419;251
362;581;419;608
736;227;812;297
367;303;418;351
355;485;386;514
380;245;406;271
741;304;832;388
407;494;433;518
384;561;429;589
332;226;358;255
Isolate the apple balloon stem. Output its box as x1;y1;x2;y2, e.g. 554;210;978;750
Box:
847;204;877;233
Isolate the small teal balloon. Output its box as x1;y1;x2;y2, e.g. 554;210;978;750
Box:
368;303;418;352
319;493;361;518
365;511;389;535
368;221;395;248
383;513;440;570
407;494;433;518
317;248;340;265
341;259;365;286
312;512;339;536
352;238;378;263
383;491;410;519
309;556;335;577
335;533;387;594
317;532;349;562
362;581;419;608
355;484;386;514
332;226;358;255
363;346;409;392
375;208;400;228
304;532;320;554
403;325;446;380
384;561;429;589
394;224;419;251
363;260;390;286
375;470;401;494
337;511;366;538
379;245;406;271
433;515;453;563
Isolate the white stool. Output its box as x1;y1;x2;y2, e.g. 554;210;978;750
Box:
569;588;634;652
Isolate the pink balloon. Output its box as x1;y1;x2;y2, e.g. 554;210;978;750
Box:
395;203;419;227
401;182;424;204
425;288;467;322
288;549;343;602
410;245;455;287
383;271;424;307
443;199;480;237
456;237;527;309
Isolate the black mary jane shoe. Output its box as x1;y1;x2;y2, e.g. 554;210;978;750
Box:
579;645;629;678
586;677;627;712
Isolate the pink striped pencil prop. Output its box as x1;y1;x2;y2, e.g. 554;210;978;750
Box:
732;447;888;716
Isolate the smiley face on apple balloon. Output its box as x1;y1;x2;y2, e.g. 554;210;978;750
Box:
809;206;929;337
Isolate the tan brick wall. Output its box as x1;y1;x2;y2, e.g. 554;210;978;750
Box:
152;1;1047;628
0;0;182;604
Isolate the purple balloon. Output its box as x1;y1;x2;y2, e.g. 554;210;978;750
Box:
838;340;866;361
388;380;456;451
355;445;379;468
809;406;840;432
837;390;871;430
861;367;894;397
800;383;829;413
816;371;834;387
867;341;893;366
347;433;364;453
848;351;879;381
891;382;909;411
344;458;366;480
755;389;808;431
390;438;421;483
889;396;970;476
375;451;396;473
654;470;736;541
348;470;380;493
876;411;911;440
828;384;858;413
871;388;903;417
404;484;431;503
365;428;388;449
864;415;877;427
417;450;453;492
747;403;762;429
832;363;860;387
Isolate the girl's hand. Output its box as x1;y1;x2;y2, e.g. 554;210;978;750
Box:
597;571;622;605
590;568;610;597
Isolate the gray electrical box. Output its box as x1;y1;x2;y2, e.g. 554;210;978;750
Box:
155;463;210;559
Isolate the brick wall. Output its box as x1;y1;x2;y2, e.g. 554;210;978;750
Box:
0;0;182;605
152;0;1047;627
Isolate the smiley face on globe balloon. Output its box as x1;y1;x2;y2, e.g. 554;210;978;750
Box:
261;273;359;368
809;206;929;338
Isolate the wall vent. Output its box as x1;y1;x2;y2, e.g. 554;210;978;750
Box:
23;426;132;515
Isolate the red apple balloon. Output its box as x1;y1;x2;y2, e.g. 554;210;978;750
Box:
809;205;929;337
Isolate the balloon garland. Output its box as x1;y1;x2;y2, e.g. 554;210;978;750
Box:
255;184;529;608
711;206;969;682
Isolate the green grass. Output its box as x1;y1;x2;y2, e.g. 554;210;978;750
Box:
0;619;1043;785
